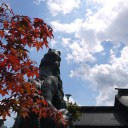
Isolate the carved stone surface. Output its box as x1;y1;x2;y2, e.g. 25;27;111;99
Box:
38;49;67;109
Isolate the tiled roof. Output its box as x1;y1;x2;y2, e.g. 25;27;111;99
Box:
73;88;128;127
73;106;128;127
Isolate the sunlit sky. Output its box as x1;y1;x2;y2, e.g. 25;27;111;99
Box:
1;0;128;127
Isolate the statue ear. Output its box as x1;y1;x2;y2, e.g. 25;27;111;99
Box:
49;48;51;51
58;51;61;55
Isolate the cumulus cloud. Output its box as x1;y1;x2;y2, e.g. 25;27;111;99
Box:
33;0;45;5
33;0;81;16
33;0;81;15
50;19;82;33
51;0;128;64
82;0;128;45
96;87;117;106
50;39;57;48
100;7;128;44
62;38;96;63
47;0;81;16
70;46;128;105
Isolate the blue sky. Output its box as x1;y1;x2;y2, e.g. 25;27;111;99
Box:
1;0;128;127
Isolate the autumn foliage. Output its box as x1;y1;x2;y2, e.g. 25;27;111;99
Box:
0;3;56;119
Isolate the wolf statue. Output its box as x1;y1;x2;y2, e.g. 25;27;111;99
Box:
13;49;69;128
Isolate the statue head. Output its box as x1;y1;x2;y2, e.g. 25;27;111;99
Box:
39;48;61;76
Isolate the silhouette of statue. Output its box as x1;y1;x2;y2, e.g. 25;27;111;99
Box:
13;49;69;128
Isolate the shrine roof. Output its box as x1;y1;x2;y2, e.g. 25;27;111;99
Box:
74;106;128;127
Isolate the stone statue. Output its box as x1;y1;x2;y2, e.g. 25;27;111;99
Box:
13;49;69;128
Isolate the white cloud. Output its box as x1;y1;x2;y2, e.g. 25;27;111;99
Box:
61;37;96;63
61;38;71;48
33;0;45;5
85;0;128;44
51;0;128;64
51;19;83;33
75;27;104;53
47;0;81;16
50;39;57;48
65;40;96;63
33;0;81;14
96;87;117;106
100;7;128;44
70;46;128;105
